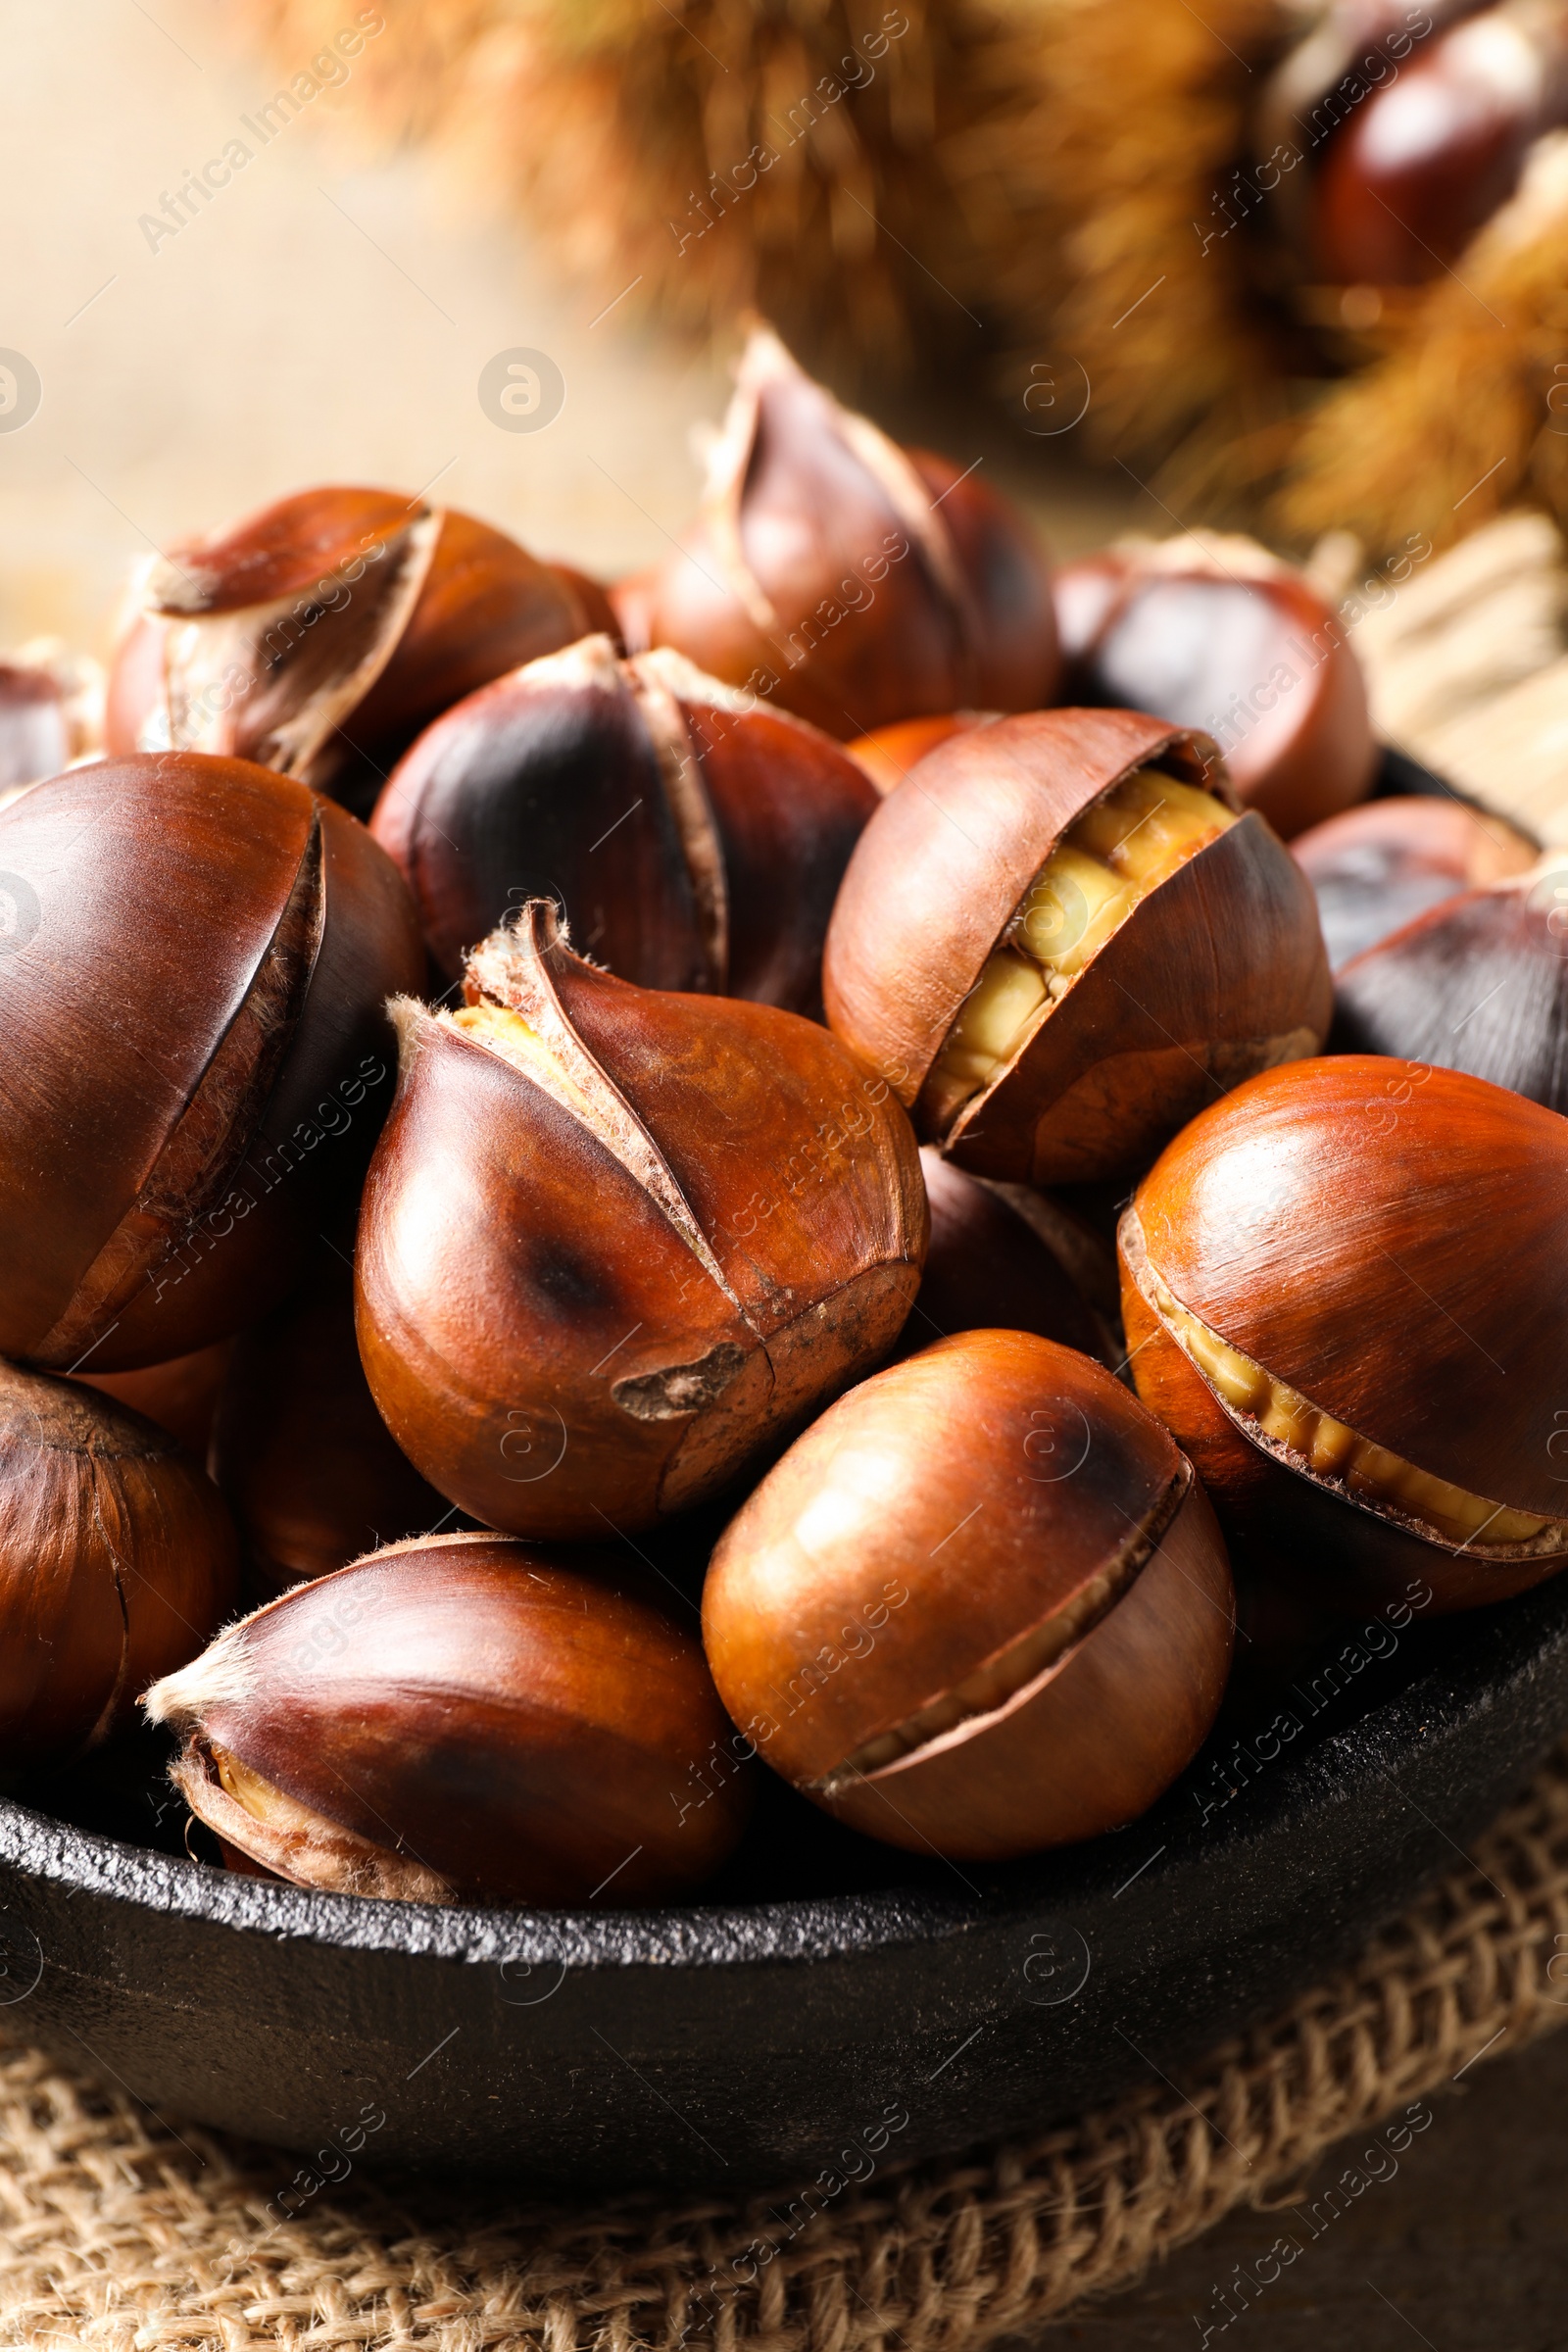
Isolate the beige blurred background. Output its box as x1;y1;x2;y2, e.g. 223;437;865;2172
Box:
0;0;1132;663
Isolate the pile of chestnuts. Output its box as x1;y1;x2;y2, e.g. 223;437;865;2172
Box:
5;325;1562;1915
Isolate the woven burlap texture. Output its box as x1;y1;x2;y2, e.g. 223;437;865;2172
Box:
2;1744;1568;2351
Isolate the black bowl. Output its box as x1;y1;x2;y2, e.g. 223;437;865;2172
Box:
1;1571;1565;2194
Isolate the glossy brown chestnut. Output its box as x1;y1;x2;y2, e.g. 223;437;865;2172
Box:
846;712;995;797
145;1533;749;1905
1117;1054;1568;1612
703;1330;1234;1858
210;1245;448;1597
77;1340;233;1460
356;899;927;1539
823;708;1332;1186
900;1150;1116;1367
1334;860;1568;1108
370;635;878;1006
0;752;423;1371
106;487;608;816
1053;541;1377;840
612;324;1059;740
1293;793;1538;968
0;1359;237;1766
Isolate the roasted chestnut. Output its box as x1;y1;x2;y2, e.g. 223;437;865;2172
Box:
0;752;423;1371
1118;1054;1568;1611
902;1150;1116;1366
1053;539;1377;840
77;1340;233;1461
1333;860;1568;1110
145;1533;749;1904
107;487;609;816
1294;793;1538;968
356;899;927;1538
612;324;1059;740
0;1359;236;1765
703;1330;1234;1858
847;712;994;797
210;1245;449;1596
370;635;878;1005
823;709;1332;1185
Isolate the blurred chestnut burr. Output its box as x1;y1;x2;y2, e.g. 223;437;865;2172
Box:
356;899;927;1540
106;486;612;817
704;1329;1234;1859
0;1360;236;1767
612;325;1059;741
211;1247;449;1597
902;1150;1118;1367
823;708;1332;1186
371;635;878;1007
77;1341;233;1461
0;641;103;805
1118;1054;1568;1612
1333;858;1568;1108
846;711;995;797
1259;0;1568;291
147;1533;749;1905
1293;793;1539;967
0;752;423;1372
1053;539;1377;841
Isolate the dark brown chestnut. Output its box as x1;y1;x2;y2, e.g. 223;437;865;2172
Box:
703;1330;1234;1858
107;487;609;816
370;634;878;1006
901;1150;1117;1366
77;1340;232;1460
210;1244;449;1597
0;751;423;1371
355;899;927;1539
0;1359;236;1765
1293;793;1537;967
612;324;1058;740
823;708;1332;1185
846;711;995;797
1053;540;1377;840
1118;1054;1568;1612
145;1533;749;1905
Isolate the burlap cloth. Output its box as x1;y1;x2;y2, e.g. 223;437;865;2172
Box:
0;1743;1563;2350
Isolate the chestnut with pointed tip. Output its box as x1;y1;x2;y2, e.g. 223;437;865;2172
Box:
1117;1055;1568;1612
703;1330;1234;1858
1334;860;1568;1110
106;487;609;817
823;708;1332;1185
612;324;1058;740
370;635;878;1005
355;900;927;1539
1053;540;1376;840
145;1534;749;1905
0;1359;236;1766
210;1245;449;1597
0;752;423;1371
1294;794;1538;969
904;1150;1116;1367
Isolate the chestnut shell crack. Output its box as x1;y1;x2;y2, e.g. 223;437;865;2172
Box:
612;1343;750;1421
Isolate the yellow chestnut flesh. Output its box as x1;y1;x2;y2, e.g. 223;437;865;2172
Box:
929;770;1234;1118
1150;1271;1560;1552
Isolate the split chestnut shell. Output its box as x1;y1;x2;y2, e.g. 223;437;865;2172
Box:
1118;1056;1568;1610
355;901;927;1538
145;1534;749;1906
703;1330;1234;1859
822;708;1332;1185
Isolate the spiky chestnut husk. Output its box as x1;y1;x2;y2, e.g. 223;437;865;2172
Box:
355;900;927;1539
1118;1054;1568;1612
612;326;1058;741
704;1329;1234;1859
145;1533;749;1906
370;635;878;1008
105;487;608;817
0;752;423;1371
0;1360;236;1766
823;707;1331;1185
